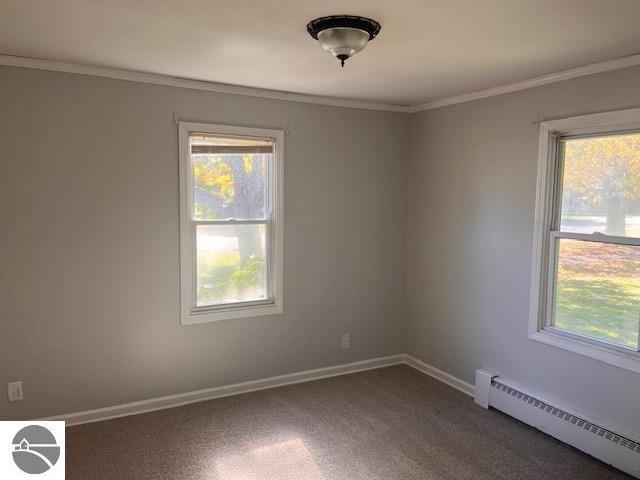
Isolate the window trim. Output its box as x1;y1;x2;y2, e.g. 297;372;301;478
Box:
529;108;640;373
178;122;284;325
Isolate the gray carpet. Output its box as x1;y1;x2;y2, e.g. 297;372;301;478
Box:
67;365;632;479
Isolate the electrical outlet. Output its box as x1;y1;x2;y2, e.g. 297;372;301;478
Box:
341;333;350;349
7;381;23;402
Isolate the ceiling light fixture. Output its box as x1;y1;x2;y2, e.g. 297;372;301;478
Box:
307;15;381;67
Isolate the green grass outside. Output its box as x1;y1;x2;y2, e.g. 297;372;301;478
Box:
555;278;639;347
554;240;640;348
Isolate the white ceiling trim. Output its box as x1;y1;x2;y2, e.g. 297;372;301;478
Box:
0;54;410;113
410;53;640;112
1;53;640;114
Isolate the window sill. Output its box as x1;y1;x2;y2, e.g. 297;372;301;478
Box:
529;327;640;374
181;301;282;325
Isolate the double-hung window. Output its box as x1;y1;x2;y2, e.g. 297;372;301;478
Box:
178;123;283;324
530;108;640;372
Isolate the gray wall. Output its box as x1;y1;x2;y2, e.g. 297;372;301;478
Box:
3;62;639;431
406;65;640;434
0;66;408;420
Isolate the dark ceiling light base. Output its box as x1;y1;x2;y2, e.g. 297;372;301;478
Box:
307;15;381;67
306;16;381;40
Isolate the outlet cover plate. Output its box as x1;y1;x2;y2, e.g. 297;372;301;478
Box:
7;381;23;402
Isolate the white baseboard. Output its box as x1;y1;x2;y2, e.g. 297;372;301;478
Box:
403;354;475;397
40;353;475;426
42;355;405;426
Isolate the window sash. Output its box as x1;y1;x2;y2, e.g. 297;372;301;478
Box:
545;231;640;352
551;130;640;241
192;219;269;225
550;231;640;247
191;218;273;311
190;149;272;223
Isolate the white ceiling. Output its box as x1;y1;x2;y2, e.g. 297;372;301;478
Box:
1;0;640;107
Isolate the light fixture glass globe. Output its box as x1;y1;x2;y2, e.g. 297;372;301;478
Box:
316;27;370;66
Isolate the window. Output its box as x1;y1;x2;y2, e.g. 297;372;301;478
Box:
178;123;283;324
530;108;640;372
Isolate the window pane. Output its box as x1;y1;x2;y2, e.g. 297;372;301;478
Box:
560;132;640;237
196;224;268;306
553;238;640;348
191;134;271;220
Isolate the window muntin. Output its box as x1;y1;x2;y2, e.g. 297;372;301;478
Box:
179;123;283;324
548;131;640;351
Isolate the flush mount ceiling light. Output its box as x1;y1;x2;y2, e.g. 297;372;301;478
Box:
307;15;381;67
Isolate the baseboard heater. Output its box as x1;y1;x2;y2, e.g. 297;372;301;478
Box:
474;369;640;479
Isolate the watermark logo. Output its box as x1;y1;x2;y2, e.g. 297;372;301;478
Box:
12;425;60;474
1;421;65;478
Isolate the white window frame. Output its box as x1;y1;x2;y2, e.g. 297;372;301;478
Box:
529;107;640;373
178;122;283;325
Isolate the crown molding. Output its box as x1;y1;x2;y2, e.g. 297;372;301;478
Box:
409;53;640;113
0;54;411;113
2;52;640;115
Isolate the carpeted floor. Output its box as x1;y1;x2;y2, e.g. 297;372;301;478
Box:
66;365;632;479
